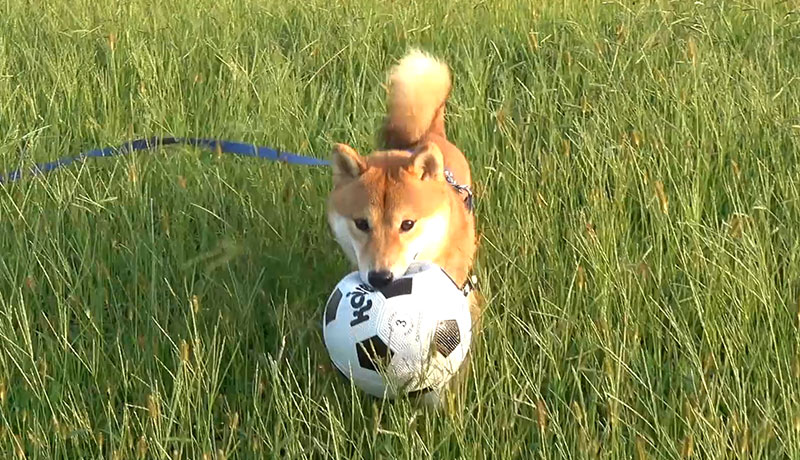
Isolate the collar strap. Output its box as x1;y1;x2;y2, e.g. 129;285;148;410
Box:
444;169;475;213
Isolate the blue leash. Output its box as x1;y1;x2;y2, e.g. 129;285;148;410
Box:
0;135;475;214
0;136;331;184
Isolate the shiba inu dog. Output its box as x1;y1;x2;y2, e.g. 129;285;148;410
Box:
327;49;476;294
326;49;479;405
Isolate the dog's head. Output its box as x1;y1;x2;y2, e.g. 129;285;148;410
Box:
327;142;451;288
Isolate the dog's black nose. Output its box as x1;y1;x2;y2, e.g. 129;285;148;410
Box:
368;270;394;288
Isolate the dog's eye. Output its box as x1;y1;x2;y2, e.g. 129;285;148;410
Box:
400;220;416;232
354;219;370;232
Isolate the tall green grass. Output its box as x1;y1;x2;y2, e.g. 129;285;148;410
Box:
1;0;800;457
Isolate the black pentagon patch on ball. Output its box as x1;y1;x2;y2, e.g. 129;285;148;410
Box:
356;335;394;372
379;277;413;299
434;319;461;357
324;288;343;325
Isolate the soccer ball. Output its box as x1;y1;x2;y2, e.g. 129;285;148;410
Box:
322;262;472;399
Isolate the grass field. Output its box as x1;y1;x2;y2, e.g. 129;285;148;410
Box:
1;0;800;458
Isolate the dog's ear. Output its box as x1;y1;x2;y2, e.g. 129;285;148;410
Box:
411;142;444;181
331;143;366;184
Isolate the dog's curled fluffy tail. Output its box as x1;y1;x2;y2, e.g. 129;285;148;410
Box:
381;49;452;149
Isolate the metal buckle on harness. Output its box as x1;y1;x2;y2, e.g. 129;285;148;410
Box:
444;169;474;213
461;274;478;297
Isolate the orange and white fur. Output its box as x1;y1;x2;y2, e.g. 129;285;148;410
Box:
327;49;479;404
